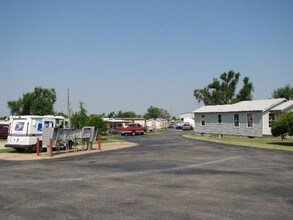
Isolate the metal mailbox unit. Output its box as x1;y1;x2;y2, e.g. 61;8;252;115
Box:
80;126;98;150
42;126;98;154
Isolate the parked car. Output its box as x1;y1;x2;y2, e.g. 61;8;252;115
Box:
0;123;9;139
118;123;147;136
172;124;183;130
182;122;193;131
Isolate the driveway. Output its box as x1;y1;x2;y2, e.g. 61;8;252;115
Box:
0;131;292;219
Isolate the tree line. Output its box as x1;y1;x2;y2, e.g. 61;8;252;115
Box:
6;88;172;119
5;88;174;131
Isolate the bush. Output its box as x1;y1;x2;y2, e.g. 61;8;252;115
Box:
271;112;293;139
86;114;107;134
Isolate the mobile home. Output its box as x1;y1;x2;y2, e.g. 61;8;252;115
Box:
193;99;289;137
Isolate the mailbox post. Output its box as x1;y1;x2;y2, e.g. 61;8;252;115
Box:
98;135;101;151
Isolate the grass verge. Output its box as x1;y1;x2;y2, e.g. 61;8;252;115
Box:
183;133;293;152
0;148;15;153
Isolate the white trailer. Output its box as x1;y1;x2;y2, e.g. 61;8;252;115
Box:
5;115;67;152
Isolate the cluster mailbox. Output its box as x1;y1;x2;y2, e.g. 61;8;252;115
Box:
42;126;98;152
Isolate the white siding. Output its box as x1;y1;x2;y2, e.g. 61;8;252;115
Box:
194;112;263;137
146;119;168;129
180;112;195;127
262;111;271;135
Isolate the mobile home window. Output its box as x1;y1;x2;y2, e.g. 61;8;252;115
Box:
247;113;253;128
269;113;275;127
218;114;222;124
233;114;239;127
201;115;205;126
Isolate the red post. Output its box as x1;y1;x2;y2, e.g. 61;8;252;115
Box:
49;138;53;157
36;138;40;156
98;135;101;151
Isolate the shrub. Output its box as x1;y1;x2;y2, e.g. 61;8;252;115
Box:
86;114;107;134
271;112;293;139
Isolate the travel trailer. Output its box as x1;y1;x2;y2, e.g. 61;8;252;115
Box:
5;115;67;152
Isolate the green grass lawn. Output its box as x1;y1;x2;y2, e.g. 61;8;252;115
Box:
0;139;15;153
0;148;15;153
184;133;293;152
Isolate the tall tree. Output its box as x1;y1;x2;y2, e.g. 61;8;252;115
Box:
70;102;88;129
144;106;170;120
117;111;137;118
234;77;254;103
7;98;22;116
107;111;115;118
194;70;254;105
272;84;293;100
7;87;56;115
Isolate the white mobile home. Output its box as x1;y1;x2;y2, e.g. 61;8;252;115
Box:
103;118;131;134
146;118;169;131
193;99;290;137
179;112;195;128
103;118;146;134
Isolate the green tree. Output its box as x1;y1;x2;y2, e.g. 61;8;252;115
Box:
124;111;137;118
117;110;137;118
272;84;293;100
234;77;254;103
87;114;107;134
144;106;170;120
7;98;22;115
271;112;293;139
159;109;171;120
70;102;88;129
107;111;115;118
7;87;56;115
172;116;177;121
194;70;254;105
144;106;161;119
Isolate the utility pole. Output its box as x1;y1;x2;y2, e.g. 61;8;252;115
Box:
67;89;71;128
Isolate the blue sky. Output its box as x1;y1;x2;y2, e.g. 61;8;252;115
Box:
1;0;292;117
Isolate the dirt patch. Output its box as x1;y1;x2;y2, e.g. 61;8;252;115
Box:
0;141;137;161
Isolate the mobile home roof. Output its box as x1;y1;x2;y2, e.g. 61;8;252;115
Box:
193;98;286;113
270;100;293;112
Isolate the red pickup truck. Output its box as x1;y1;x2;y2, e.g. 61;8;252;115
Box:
118;123;147;136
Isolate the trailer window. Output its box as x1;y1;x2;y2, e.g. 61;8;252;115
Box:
247;113;253;128
233;114;239;127
15;122;25;131
218;114;222;124
201;115;205;126
269;113;275;127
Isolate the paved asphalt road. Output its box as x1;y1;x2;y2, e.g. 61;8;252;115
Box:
0;131;292;220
